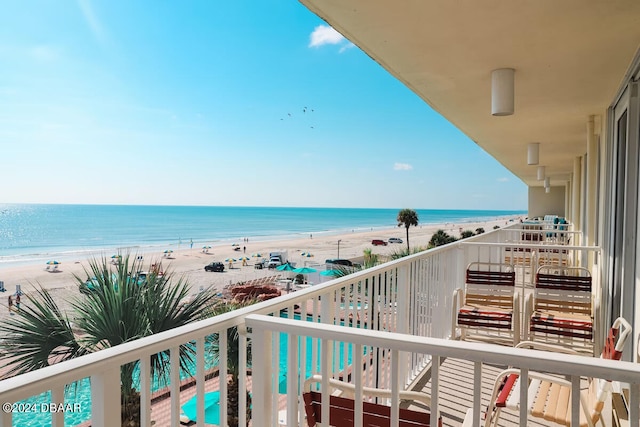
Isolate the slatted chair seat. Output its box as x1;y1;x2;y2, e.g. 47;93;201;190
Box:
452;262;519;345
530;311;593;339
302;375;440;427
457;305;513;329
469;317;632;427
525;266;597;351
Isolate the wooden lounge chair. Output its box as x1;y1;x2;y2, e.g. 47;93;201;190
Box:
452;262;519;346
525;266;597;353
302;374;440;427
472;317;631;427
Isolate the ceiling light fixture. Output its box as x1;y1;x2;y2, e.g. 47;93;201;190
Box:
528;143;540;166
537;166;546;181
491;68;515;116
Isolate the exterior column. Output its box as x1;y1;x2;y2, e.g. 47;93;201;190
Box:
572;157;582;230
565;179;571;220
586;116;599;246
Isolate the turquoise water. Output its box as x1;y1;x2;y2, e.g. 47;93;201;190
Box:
0;203;525;262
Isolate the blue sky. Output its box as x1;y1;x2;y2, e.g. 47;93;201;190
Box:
0;1;526;210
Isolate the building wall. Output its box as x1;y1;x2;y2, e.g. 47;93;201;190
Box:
528;186;566;218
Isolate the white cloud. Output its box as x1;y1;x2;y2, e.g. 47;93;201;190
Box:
77;0;108;46
339;43;356;53
394;163;413;171
309;25;345;48
497;177;509;182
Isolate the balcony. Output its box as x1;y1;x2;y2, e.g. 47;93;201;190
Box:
1;225;638;427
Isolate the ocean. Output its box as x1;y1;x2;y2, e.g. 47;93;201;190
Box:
0;204;525;264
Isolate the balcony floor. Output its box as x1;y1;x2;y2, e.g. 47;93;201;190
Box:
414;357;560;427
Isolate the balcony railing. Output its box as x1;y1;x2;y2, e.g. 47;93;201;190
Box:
0;226;633;427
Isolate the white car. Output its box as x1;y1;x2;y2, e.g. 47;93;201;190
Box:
267;258;283;269
388;237;403;244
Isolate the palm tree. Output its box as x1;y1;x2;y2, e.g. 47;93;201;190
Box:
460;230;475;239
207;300;253;427
362;248;379;268
397;209;419;252
428;229;457;248
0;255;218;427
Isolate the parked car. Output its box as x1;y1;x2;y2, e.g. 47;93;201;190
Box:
325;258;353;266
267;258;283;269
371;239;388;246
204;262;225;272
388;237;403;244
254;259;267;269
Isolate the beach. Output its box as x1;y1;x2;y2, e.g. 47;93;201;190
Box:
0;215;522;320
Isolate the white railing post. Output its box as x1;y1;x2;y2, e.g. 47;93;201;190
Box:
0;410;10;427
472;361;482;427
51;386;64;427
170;347;180;427
238;328;248;427
250;323;272;426
219;330;228;427
431;355;440;423
196;338;206;427
396;264;410;387
91;367;120;427
140;355;151;427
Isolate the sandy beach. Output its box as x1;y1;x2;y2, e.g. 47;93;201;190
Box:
0;216;522;320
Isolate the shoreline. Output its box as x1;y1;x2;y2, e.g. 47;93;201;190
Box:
0;215;524;320
0;211;526;264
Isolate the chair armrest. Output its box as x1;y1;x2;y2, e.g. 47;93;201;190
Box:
523;293;533;341
451;288;463;339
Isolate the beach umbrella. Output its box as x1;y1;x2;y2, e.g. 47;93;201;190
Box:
224;257;237;263
202;245;211;249
320;269;343;277
237;256;250;261
293;267;317;274
110;254;121;259
181;391;220;425
301;252;314;257
164;249;173;254
46;260;60;265
231;243;240;247
276;263;296;272
251;253;263;258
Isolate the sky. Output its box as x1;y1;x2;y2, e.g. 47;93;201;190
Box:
0;1;527;210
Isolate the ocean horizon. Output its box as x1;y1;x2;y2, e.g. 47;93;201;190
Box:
0;204;526;264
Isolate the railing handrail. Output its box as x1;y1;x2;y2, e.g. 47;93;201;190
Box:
0;248;426;402
459;241;600;251
246;314;640;383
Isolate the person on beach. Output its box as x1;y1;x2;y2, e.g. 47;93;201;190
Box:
15;293;20;310
243;246;246;253
8;295;14;314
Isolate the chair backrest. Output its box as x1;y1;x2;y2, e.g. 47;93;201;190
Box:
601;316;632;361
302;375;438;427
534;266;592;316
585;317;632;426
464;262;515;309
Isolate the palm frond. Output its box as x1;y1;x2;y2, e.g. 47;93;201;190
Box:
0;286;86;378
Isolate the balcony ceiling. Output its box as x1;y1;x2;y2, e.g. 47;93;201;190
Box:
299;0;640;187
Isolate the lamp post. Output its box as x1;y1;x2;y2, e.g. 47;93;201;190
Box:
337;239;342;259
